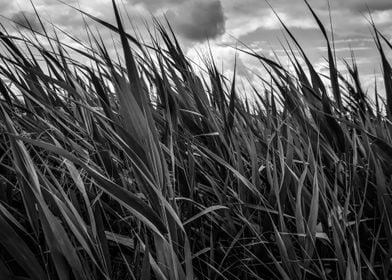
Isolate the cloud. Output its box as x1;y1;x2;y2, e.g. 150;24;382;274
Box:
261;10;316;30
11;11;42;32
0;0;13;12
339;0;392;12
169;0;226;42
222;1;319;39
370;10;392;25
127;0;185;12
39;0;78;5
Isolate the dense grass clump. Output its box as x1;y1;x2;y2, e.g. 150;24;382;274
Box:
1;1;392;279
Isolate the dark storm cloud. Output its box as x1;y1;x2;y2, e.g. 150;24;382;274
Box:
11;11;42;32
169;0;226;42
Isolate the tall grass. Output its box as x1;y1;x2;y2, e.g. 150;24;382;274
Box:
0;1;392;279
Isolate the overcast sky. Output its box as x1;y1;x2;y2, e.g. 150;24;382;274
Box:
4;0;392;92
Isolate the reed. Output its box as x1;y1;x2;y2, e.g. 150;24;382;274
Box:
0;1;391;279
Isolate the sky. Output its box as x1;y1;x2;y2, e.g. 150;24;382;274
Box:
3;0;392;94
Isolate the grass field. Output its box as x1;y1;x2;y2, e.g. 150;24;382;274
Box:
0;1;392;279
